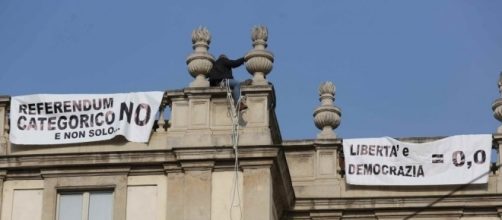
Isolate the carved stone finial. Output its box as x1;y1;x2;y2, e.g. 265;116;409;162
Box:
251;25;268;49
314;81;341;139
319;81;335;106
493;72;502;133
498;72;502;96
191;27;211;51
186;26;215;87
245;25;274;85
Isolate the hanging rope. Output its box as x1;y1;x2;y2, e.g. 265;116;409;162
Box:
221;79;243;220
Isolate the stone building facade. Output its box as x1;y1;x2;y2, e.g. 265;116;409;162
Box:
0;26;501;220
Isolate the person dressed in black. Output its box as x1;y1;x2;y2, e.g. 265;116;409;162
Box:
208;54;247;110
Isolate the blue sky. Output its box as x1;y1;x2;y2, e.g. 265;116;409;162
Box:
1;1;502;140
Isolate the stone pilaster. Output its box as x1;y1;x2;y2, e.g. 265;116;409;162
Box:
185;91;212;146
240;84;281;145
240;156;294;220
283;139;343;198
181;161;214;220
0;170;7;218
0;96;9;155
242;163;273;220
165;85;281;148
164;161;214;220
164;163;184;220
493;134;502;193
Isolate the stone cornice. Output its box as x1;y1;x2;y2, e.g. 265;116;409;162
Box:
241;84;274;93
0;96;10;105
0;150;176;169
0;169;8;180
0;143;296;218
493;133;502;143
282;139;342;151
165;87;227;103
163;162;183;173
173;145;280;161
292;194;502;211
0;145;290;175
180;160;215;171
41;166;131;178
289;195;502;219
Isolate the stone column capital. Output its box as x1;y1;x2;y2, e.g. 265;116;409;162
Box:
0;170;6;181
180;160;215;172
163;163;183;174
493;133;502;143
239;159;274;170
313;138;343;149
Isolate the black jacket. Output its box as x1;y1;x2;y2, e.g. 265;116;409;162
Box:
208;56;245;86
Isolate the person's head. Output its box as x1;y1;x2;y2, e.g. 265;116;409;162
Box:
218;54;227;59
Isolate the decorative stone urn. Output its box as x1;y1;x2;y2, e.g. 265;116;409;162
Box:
492;72;502;133
186;27;215;87
313;81;341;139
244;25;274;85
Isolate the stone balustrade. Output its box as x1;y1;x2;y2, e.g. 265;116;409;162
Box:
0;83;281;155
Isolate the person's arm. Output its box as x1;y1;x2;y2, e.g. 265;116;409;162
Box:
224;57;245;68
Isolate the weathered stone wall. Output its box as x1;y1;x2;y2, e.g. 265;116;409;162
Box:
284;138;502;219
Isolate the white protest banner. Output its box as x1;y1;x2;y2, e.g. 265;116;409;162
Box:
10;92;164;145
343;134;492;186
